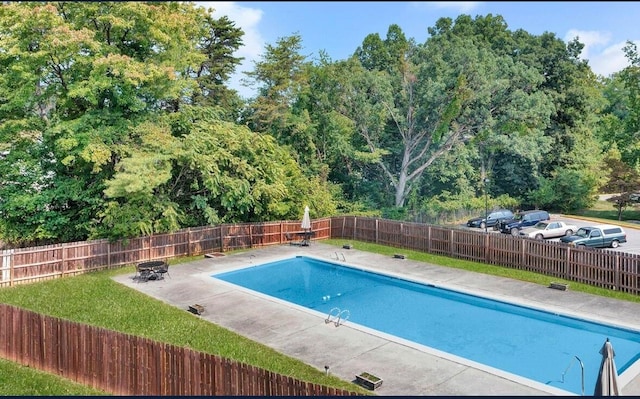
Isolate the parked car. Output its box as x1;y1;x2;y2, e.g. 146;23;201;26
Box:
559;224;627;248
498;210;551;235
519;221;578;239
467;209;514;230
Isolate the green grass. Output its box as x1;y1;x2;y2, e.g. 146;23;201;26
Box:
574;200;640;228
0;358;108;396
0;261;371;395
322;239;640;303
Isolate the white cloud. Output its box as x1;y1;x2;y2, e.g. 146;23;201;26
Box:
425;2;480;13
588;41;634;78
564;29;634;78
195;2;265;98
564;29;611;60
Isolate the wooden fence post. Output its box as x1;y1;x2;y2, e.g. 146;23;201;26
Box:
485;233;490;263
353;216;357;241
61;243;66;278
9;250;13;287
450;229;454;256
565;246;570;280
1;249;13;287
187;228;191;257
220;225;224;252
375;219;379;244
615;253;620;290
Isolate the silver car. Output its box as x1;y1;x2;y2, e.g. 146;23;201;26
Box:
519;221;578;239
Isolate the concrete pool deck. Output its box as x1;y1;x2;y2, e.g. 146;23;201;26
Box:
112;242;640;396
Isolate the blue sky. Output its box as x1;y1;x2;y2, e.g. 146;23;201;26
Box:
197;2;640;98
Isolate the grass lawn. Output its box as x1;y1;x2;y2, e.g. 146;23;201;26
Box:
1;201;640;394
0;257;372;395
574;199;640;227
0;357;108;396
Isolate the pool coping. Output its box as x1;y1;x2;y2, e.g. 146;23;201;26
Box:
113;243;640;396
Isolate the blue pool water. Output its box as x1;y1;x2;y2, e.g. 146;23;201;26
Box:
212;256;640;395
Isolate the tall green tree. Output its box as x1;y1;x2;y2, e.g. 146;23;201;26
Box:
413;15;603;209
599;42;640;167
0;2;324;246
602;145;640;220
338;23;554;208
0;2;206;244
189;12;245;121
95;105;335;239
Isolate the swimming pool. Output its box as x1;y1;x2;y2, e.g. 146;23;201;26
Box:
212;255;640;395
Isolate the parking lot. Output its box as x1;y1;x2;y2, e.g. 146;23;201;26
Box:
461;214;640;255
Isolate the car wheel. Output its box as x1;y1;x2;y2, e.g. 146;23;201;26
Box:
565;230;573;236
611;240;619;249
510;227;519;236
480;221;486;229
535;233;544;240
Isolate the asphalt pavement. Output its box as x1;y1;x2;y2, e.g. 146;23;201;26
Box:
461;213;640;255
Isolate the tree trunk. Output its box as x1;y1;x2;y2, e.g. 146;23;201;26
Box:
395;170;408;207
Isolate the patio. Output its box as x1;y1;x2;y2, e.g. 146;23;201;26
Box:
113;242;640;396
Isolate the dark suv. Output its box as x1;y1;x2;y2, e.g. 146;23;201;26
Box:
498;210;550;235
467;209;514;230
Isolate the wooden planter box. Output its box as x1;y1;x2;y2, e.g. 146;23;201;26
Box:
355;372;383;390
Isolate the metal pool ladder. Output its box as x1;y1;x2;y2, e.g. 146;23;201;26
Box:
332;252;346;261
325;307;350;327
552;355;584;396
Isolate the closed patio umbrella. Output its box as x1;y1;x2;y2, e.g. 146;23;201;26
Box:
300;206;312;246
301;206;311;231
594;338;621;396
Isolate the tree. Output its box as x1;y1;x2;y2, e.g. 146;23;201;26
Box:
602;145;640;220
0;2;322;246
338;22;554;208
189;13;245;121
0;2;205;244
598;42;640;167
241;34;319;170
94;106;335;239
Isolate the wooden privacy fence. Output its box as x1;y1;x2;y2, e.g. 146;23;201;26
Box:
331;216;640;295
0;219;331;287
0;304;360;396
2;215;640;295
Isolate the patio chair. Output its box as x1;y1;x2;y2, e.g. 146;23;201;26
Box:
153;262;170;279
285;232;301;245
135;263;154;282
